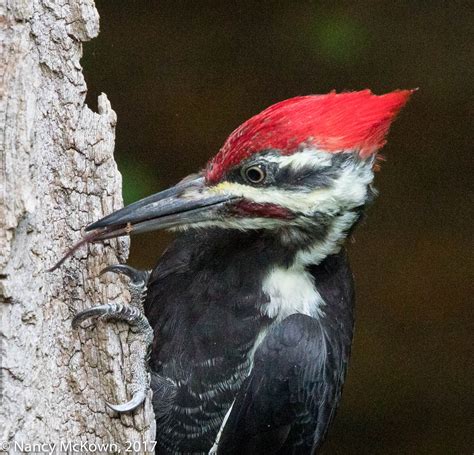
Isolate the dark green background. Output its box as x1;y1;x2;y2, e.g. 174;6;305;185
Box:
83;1;473;453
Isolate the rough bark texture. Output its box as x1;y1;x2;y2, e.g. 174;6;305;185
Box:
0;0;155;451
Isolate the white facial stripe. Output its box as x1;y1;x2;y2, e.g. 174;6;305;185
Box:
296;211;359;266
265;148;334;170
171;217;289;232
211;159;374;216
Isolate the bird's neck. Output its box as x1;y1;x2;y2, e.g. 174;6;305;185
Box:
179;212;359;322
288;209;363;267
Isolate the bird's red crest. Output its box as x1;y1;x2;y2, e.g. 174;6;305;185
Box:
206;89;413;184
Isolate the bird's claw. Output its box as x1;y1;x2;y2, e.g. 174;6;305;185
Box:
101;264;150;309
72;303;151;334
106;388;147;413
100;264;149;289
73;265;153;413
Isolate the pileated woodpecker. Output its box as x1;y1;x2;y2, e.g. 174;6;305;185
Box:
63;90;412;454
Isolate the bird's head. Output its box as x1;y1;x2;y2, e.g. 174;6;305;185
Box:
51;90;412;269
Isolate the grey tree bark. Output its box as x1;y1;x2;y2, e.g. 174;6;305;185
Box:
0;0;155;452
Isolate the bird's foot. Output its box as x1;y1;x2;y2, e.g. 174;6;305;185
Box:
72;264;153;413
100;264;150;310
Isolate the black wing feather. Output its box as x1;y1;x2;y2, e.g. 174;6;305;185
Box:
217;313;348;455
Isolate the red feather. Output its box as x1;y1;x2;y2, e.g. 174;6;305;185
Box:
206;89;413;184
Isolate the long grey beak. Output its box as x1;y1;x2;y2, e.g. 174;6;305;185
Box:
49;175;236;270
87;175;236;237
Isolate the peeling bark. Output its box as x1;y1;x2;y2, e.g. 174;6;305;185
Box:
0;0;155;451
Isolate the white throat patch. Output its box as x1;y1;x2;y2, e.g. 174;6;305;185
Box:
261;209;360;321
262;264;325;320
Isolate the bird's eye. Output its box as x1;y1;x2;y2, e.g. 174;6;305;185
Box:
242;165;266;184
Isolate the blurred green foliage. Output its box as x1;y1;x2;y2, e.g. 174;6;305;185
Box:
117;156;160;206
313;15;368;64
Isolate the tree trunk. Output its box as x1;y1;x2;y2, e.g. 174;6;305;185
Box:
0;0;155;451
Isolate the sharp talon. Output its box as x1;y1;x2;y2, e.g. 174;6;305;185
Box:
72;305;111;329
100;264;149;287
73;303;152;414
71;299;152;415
72;304;149;330
106;389;147;413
